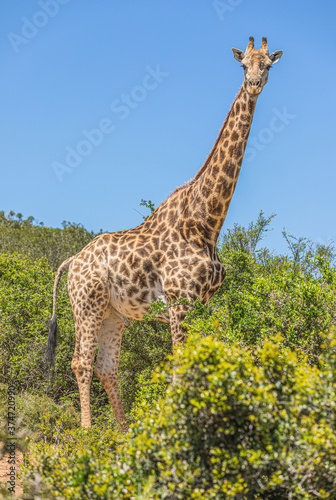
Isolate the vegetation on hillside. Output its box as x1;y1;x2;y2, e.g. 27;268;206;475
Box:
0;209;336;498
0;211;96;271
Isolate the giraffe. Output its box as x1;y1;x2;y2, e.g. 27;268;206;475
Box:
46;37;283;430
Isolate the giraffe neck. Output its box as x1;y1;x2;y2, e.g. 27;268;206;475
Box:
185;83;258;246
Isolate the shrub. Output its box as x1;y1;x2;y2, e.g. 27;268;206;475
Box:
23;331;336;499
0;254;75;398
122;332;336;498
21;426;124;499
186;252;336;364
0;211;95;271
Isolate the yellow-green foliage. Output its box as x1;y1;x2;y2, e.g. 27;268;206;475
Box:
186;252;336;364
22;426;125;499
22;332;336;499
0;211;95;271
0;253;75;397
0;385;79;445
124;333;336;499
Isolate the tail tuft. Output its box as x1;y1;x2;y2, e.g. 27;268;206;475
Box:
45;315;57;377
45;256;74;382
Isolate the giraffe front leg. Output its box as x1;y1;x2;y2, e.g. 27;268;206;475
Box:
169;303;188;346
169;304;188;385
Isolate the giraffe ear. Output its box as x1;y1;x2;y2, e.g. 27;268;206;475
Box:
269;50;283;65
232;48;245;63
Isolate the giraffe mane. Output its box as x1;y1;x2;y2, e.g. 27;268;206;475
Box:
171;178;195;195
193;85;243;182
166;85;243;200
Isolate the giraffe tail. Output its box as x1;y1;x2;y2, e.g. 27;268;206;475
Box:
45;255;75;376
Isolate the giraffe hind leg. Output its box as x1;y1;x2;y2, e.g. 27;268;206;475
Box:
71;310;107;428
94;308;128;432
69;277;109;428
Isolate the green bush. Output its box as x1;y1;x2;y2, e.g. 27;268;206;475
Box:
119;320;171;414
0;211;95;271
185;251;336;364
0;385;79;444
122;333;336;499
22;331;336;499
21;426;124;499
0;253;76;399
18;394;80;443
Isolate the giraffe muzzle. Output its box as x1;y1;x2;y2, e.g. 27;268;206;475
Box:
247;79;262;95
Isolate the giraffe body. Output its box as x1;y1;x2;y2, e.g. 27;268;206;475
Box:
47;37;282;429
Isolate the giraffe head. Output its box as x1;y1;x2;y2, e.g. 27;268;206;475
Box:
232;37;283;96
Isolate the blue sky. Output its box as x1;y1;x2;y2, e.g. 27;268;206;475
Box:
1;1;335;254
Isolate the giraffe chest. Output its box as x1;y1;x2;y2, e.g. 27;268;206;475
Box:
162;243;226;301
192;254;226;299
106;253;166;321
